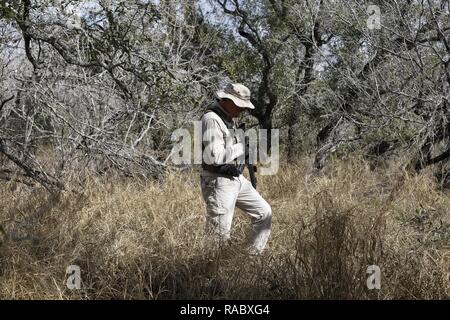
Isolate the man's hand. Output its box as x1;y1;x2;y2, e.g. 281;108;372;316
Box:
218;164;245;177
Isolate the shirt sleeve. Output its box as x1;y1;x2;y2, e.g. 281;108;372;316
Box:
202;118;244;166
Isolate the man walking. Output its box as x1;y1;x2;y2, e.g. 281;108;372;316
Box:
200;83;272;255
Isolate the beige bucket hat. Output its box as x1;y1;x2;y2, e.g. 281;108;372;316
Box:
215;83;255;109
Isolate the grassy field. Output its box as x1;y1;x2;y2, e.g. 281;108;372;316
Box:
0;155;449;299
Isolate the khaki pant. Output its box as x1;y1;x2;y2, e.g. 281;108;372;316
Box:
200;173;272;254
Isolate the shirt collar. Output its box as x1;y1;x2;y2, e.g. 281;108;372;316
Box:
212;100;234;124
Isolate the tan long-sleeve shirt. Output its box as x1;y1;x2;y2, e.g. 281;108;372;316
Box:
201;102;244;169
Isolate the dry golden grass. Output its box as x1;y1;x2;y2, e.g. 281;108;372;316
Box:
0;155;449;299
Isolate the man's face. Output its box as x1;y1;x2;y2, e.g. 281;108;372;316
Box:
220;99;246;118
